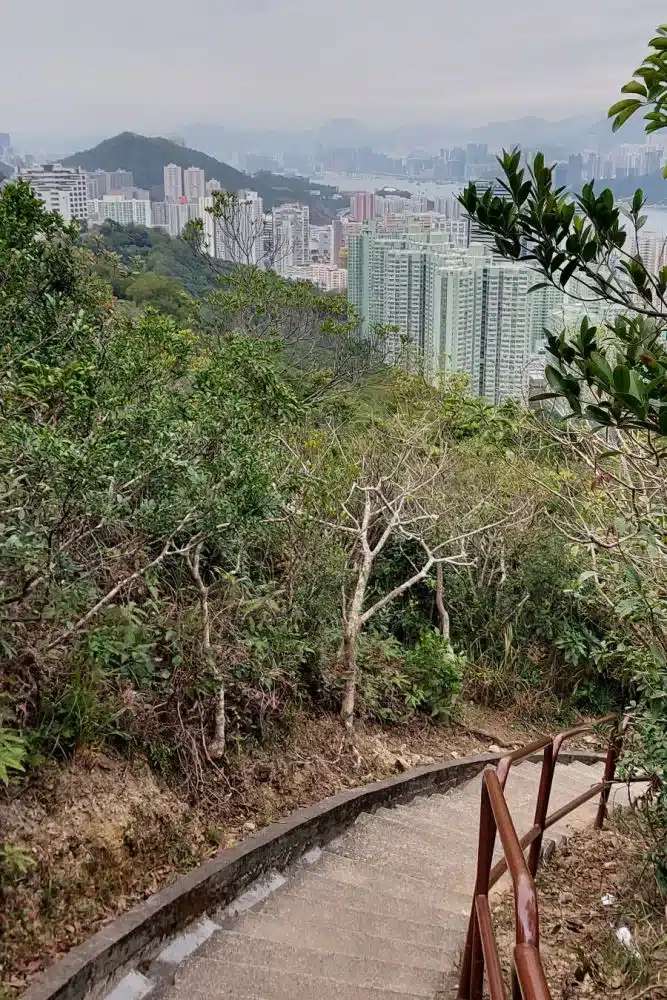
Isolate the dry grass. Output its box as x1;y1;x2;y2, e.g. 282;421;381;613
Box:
491;809;667;998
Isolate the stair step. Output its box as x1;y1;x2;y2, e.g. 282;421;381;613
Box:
253;892;464;948
389;805;484;840
172;956;433;1000
357;812;504;864
282;869;471;922
161;759;655;1000
310;851;474;911
563;760;604;780
229;910;452;970
325;833;478;886
184;930;443;997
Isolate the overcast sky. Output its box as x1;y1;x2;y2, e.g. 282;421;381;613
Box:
2;0;665;143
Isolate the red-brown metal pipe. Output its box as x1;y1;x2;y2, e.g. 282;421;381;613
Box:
459;714;623;1000
513;943;552;1000
528;743;554;878
595;726;622;829
484;771;540;949
475;895;509;1000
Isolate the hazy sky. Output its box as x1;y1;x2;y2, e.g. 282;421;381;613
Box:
2;0;665;142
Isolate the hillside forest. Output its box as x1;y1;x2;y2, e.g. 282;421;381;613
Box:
2;27;667;991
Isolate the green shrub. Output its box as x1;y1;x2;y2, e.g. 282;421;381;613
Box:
36;666;128;758
402;630;463;720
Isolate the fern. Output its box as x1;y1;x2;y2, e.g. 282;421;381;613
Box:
0;729;27;785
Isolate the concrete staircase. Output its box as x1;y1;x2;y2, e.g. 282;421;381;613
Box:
157;760;642;1000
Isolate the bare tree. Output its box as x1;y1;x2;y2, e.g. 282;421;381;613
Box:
319;436;528;727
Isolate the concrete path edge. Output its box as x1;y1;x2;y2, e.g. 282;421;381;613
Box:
20;748;604;1000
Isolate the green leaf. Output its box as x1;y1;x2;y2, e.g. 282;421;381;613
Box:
560;260;579;287
613;365;631;393
585;405;613;425
545;365;570;394
608;98;643;116
621;81;648;97
628;368;647;398
611;102;643;131
588;351;613;386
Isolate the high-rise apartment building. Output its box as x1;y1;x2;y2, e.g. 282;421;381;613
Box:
20;163;88;223
183;167;206;201
433;195;462;218
310;223;336;264
637;230;667;276
89;195;152;228
164;163;183;202
202;191;265;265
151;202;168;228
332;219;344;267
567;154;583;191
348;226;552;403
350;191;375;222
165;199;202;237
272;203;310;272
107;169;134;191
283;264;348;292
87;170;109;200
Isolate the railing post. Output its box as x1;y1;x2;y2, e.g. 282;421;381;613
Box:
458;772;497;999
527;743;555;878
595;725;623;829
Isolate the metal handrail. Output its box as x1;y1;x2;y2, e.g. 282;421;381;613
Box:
457;715;623;1000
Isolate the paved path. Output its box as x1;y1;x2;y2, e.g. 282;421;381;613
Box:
153;759;643;1000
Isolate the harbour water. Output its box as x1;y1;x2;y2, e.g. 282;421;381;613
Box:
313;171;667;236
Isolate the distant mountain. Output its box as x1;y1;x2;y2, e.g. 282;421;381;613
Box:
62;132;342;219
180;112;648;159
63;132;251;196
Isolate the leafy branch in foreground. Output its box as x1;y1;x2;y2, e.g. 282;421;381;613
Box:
609;23;667;142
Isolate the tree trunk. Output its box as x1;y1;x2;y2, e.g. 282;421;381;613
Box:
340;627;359;729
186;541;226;758
435;562;450;640
210;679;226;758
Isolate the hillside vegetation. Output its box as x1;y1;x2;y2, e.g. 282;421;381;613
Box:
3;36;667;974
0;179;650;778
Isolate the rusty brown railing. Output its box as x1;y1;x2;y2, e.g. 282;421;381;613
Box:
457;715;636;1000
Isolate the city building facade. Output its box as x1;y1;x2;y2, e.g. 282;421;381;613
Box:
272;203;310;273
349;224;557;403
89;195;152;227
20;163;89;223
163;163;183;202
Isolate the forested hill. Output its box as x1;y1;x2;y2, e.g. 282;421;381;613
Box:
63;132;343;220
